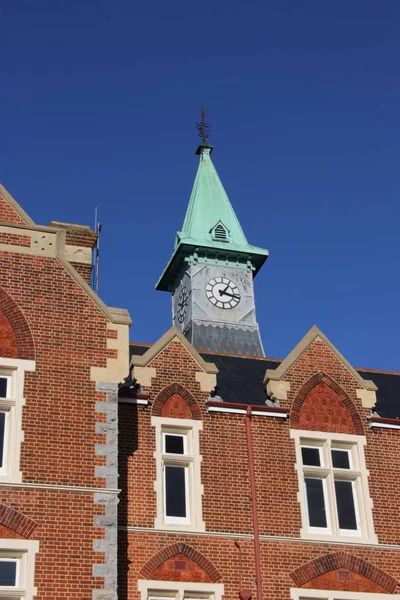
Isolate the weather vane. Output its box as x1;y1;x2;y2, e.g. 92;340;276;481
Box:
196;106;211;146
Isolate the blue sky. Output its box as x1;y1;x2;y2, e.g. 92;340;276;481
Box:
1;1;400;370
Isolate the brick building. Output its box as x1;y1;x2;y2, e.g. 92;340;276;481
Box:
0;184;130;599
1;131;400;600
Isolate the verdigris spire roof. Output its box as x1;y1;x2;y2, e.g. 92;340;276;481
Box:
179;146;252;250
156;142;268;292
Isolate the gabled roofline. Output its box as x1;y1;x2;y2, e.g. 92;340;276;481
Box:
264;325;377;391
0;184;35;227
130;326;218;374
0;184;131;327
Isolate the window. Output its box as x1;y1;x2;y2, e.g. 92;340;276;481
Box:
291;590;400;600
0;359;35;483
291;430;377;544
152;417;205;532
163;432;190;524
0;539;39;600
0;558;18;587
0;375;10;475
138;579;224;600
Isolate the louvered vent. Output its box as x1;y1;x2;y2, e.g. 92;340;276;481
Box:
213;223;228;242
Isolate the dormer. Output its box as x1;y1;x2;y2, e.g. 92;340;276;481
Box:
210;221;229;243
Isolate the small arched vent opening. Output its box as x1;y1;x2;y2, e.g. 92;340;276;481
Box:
211;222;229;242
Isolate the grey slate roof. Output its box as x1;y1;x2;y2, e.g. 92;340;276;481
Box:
127;344;400;419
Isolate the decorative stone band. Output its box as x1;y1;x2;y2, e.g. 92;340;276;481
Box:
368;415;400;430
123;525;400;550
0;482;119;493
206;400;288;419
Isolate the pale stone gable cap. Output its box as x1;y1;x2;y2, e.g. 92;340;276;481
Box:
264;324;377;392
131;326;218;374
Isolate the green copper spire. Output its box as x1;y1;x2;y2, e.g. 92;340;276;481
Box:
156;124;268;292
180;146;252;249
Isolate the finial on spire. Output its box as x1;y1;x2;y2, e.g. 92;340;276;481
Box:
195;106;213;155
196;106;211;145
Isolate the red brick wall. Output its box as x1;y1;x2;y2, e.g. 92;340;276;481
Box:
161;394;193;419
152;554;213;583
297;381;356;434
0;232;30;247
70;261;93;286
0;196;116;597
302;570;386;593
120;336;400;599
0;193;27;225
0;309;17;358
0;251;110;487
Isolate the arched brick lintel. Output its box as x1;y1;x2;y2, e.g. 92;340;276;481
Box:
0;503;38;539
290;371;364;435
0;287;35;360
152;383;202;420
139;542;222;582
289;551;399;593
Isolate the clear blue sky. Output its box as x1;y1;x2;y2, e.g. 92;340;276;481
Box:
2;1;399;370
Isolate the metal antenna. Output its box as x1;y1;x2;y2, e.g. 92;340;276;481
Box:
93;207;102;294
196;106;211;146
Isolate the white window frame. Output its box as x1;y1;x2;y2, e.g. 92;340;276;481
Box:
0;538;39;600
138;579;224;600
152;416;205;532
0;358;35;484
162;431;190;525
290;429;377;544
291;589;400;600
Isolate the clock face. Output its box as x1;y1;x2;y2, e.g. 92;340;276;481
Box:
177;287;189;323
205;277;240;309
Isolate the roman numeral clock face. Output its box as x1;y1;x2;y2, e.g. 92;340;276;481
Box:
205;277;241;309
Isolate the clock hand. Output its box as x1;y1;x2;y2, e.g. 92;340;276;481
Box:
219;286;231;297
219;291;240;300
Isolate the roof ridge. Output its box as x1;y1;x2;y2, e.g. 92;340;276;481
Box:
356;366;400;376
129;341;399;374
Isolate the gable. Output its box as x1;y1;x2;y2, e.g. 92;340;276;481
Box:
0;185;34;227
266;326;377;393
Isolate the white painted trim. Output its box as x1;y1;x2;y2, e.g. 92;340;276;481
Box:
290;429;378;545
122;525;400;548
152;417;205;533
369;420;400;430
123;525;252;539
291;590;400;600
0;482;120;494
0;539;39;600
0;359;36;484
118;397;149;406
138;579;224;600
207;406;287;418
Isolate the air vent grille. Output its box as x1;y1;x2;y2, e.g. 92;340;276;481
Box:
213;223;228;241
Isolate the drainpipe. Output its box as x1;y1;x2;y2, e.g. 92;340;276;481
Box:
245;406;263;600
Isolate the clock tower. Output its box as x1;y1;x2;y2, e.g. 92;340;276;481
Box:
156;112;268;356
